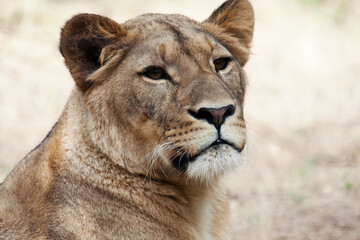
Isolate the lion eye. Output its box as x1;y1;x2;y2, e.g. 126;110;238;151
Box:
213;57;231;71
142;66;170;80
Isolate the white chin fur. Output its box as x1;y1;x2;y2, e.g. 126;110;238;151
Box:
186;145;243;184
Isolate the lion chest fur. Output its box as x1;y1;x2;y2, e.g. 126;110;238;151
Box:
0;0;254;239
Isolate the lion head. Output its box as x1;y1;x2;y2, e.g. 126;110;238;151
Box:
59;0;254;185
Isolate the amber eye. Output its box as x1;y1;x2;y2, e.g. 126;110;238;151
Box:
142;66;170;80
213;57;231;71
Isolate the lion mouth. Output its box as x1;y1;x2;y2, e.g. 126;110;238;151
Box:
170;138;244;172
210;139;232;148
196;138;243;156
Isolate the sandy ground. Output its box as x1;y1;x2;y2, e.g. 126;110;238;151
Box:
0;0;359;239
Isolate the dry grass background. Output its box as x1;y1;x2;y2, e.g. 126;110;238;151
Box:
0;0;359;239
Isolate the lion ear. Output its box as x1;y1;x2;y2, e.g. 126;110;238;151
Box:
60;14;127;91
203;0;254;66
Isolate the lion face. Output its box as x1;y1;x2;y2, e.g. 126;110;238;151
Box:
60;0;254;184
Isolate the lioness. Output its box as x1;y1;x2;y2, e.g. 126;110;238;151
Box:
0;0;254;239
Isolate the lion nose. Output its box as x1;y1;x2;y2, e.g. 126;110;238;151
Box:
189;104;235;130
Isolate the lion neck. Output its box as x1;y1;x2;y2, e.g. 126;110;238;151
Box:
55;89;228;238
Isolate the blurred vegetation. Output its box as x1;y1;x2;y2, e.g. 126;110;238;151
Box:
345;180;353;191
289;192;307;204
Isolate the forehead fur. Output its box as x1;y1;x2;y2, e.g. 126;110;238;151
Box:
124;13;200;32
123;13;223;53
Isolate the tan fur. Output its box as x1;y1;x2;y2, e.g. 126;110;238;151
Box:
0;1;254;239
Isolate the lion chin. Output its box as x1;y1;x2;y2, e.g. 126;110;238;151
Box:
164;135;246;184
186;143;244;184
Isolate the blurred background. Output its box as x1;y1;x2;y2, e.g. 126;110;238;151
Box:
0;0;359;239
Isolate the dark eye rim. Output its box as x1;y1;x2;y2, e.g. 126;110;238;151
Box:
139;66;171;81
213;57;232;71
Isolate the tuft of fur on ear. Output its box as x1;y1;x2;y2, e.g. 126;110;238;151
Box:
203;0;254;66
60;14;127;91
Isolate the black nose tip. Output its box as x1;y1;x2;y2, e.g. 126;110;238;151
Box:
189;104;235;130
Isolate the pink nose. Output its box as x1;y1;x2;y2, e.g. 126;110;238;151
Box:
190;104;235;130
